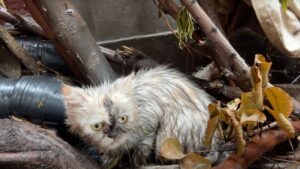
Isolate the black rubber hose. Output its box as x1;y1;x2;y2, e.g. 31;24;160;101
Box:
16;37;72;75
0;76;66;123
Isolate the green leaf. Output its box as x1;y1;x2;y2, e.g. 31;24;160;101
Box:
280;0;293;12
176;7;194;49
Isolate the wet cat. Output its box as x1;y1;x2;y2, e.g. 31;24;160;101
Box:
62;67;216;168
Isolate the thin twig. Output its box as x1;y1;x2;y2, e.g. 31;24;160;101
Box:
249;121;278;137
268;156;300;165
290;74;300;85
213;120;300;169
179;0;251;91
288;139;296;161
0;6;46;37
261;155;282;169
0;25;39;74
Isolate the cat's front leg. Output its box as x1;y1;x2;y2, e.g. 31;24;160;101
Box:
98;151;123;169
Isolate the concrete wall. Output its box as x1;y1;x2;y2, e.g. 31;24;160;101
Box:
71;0;176;42
69;1;206;73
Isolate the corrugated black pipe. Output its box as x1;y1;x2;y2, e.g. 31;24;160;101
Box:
16;37;72;75
0;76;66;123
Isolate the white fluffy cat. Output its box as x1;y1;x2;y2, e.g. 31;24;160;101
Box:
62;67;216;168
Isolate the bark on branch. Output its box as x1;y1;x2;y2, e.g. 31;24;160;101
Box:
156;0;252;91
24;0;118;84
154;0;180;19
0;25;39;75
213;120;300;169
179;0;251;91
102;46;159;69
0;6;45;37
0;119;100;169
0;6;18;24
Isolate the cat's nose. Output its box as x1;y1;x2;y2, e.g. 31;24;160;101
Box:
107;126;120;139
102;124;110;134
107;130;118;139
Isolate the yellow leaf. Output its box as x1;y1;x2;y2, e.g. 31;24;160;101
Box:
205;102;222;147
11;115;24;122
235;124;246;156
240;109;266;124
223;124;233;137
208;102;220;118
219;109;230;124
238;92;256;114
0;0;6;8
226;109;246;156
250;66;264;110
238;92;266;124
217;123;224;140
265;106;295;137
180;153;211;169
246;123;257;132
235;56;269;125
209;102;230;125
203;114;219;148
227;98;241;111
255;54;267;63
160;138;186;160
254;54;272;88
264;87;293;117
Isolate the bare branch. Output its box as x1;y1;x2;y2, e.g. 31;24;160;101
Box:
24;0;118;84
213;120;300;169
0;25;39;74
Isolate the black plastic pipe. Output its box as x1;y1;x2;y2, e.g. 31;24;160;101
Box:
16;37;72;75
0;76;66;123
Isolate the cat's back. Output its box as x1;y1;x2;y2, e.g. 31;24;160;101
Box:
131;66;212;108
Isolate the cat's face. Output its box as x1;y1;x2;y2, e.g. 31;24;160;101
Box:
62;85;139;152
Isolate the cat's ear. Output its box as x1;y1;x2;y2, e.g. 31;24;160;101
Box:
62;84;92;133
61;84;91;115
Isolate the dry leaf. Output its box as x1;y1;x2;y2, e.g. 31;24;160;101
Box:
204;108;219;148
240;109;266;124
238;92;266;124
205;103;221;147
11;115;24;122
208;102;220;118
217;122;224;140
181;153;211;169
265;106;295;137
227;98;241;111
246;122;257;133
226;109;246;156
250;66;264;110
160;138;186;160
0;0;6;8
254;54;272;88
264;87;293;117
160;138;212;168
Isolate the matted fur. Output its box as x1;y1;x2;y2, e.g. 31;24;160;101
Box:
62;66;215;167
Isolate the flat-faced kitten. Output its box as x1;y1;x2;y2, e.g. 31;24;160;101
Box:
62;67;217;168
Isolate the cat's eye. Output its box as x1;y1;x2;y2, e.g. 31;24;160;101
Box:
91;122;103;131
118;115;128;124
